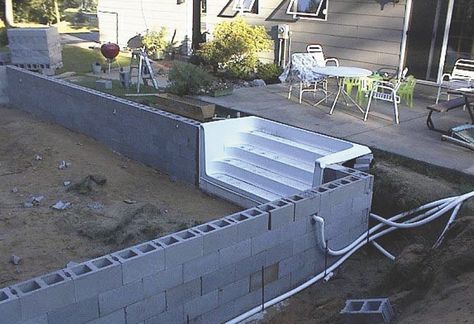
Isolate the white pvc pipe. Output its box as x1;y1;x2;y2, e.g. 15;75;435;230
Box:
226;192;473;324
432;203;462;248
371;241;396;261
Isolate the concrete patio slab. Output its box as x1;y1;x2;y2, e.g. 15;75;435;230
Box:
198;83;474;176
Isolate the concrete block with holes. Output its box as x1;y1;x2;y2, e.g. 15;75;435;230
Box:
98;280;144;316
225;208;269;241
142;265;183;297
0;288;21;324
125;293;166;324
340;298;394;324
284;191;320;220
154;229;203;269
257;199;295;230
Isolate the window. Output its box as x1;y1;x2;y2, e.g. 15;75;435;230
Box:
287;0;328;20
233;0;259;14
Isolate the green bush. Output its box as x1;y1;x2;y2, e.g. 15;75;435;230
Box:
167;62;215;96
141;27;167;57
256;63;283;82
197;18;272;79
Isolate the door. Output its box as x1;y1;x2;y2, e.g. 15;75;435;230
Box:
405;0;449;81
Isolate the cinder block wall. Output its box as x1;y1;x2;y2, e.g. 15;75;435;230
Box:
6;66;200;184
0;66;9;104
0;168;373;324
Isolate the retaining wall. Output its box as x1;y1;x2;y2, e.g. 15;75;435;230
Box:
0;167;373;324
6;66;200;184
0;66;8;104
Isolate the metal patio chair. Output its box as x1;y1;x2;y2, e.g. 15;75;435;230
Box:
436;59;474;103
279;52;328;104
364;67;408;124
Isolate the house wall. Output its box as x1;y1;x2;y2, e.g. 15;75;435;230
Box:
0;166;373;324
97;0;193;53
6;66;200;185
205;0;408;71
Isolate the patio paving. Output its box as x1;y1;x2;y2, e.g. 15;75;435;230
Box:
198;83;474;177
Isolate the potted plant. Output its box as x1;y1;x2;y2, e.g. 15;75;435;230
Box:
207;80;234;97
141;27;167;60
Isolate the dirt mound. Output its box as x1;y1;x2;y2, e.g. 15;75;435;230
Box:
67;174;107;194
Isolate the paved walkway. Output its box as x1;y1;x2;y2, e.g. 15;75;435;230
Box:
198;83;474;176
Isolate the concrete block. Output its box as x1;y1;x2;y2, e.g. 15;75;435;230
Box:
340;298;394;324
201;264;236;295
183;251;219;282
264;274;291;301
63;255;122;301
22;315;48;324
200;301;236;324
352;193;372;214
155;230;203;269
225;208;269;241
293;231;318;255
234;252;266;281
312;185;333;218
265;240;293;267
193;219;239;255
143;266;183;297
284;191;320;220
47;297;99;324
166;278;201;308
0;288;21;324
144;305;184;324
219;239;251;267
328;179;358;206
10;270;75;320
125;293;166;324
250;228;282;256
184;290;218;320
250;263;279;292
111;242;165;284
95;79;112;90
279;253;306;278
257;199;294;230
232;290;261;316
218;277;250;305
98;280;144;316
89;309;126;324
291;260;317;287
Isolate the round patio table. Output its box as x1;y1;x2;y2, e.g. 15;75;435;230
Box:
312;66;372;115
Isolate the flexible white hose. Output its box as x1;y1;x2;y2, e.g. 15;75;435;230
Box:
432;203;462;248
226;191;473;324
371;241;396;260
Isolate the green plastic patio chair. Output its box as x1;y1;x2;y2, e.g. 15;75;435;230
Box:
398;75;417;108
343;77;359;96
356;74;383;105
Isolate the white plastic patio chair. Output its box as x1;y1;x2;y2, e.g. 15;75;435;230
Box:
436;59;474;103
279;52;327;104
306;45;339;98
364;67;408;124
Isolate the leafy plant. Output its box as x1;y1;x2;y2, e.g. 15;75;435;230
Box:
256;63;283;82
141;27;167;57
197;18;272;78
167;62;215;96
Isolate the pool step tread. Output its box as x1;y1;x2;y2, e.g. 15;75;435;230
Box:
210;173;281;202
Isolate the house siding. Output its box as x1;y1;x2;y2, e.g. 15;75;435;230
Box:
206;0;407;71
97;0;193;53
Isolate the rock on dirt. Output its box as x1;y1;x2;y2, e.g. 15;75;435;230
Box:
10;255;21;265
67;174;107;194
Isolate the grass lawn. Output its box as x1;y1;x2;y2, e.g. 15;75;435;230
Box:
57;45;131;75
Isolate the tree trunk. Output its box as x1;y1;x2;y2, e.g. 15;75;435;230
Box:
54;0;61;24
5;0;14;27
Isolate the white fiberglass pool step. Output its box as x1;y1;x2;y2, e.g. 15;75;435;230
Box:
199;117;371;207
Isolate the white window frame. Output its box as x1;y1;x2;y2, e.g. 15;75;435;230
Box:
233;0;258;13
286;0;328;21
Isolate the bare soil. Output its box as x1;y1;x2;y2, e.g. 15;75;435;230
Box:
0;105;240;288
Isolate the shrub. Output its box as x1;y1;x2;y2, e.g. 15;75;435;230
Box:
167;62;215;96
197;18;273;78
141;27;167;56
256;63;283;82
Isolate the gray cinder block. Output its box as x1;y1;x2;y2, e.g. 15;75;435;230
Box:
47;297;99;324
88;309;126;324
265;240;293;267
284;191;320;220
258;199;295;230
63;255;122;301
10;270;75;321
95;79;112;90
340;298;394;324
225;208;269;241
200;300;236;324
184;290;218;320
125;293;166;324
98;280;144;316
218;239;251;268
234;252;266;281
155;230;203;269
201;264;236;295
165;278;201;308
218;277;250;305
183;252;219;282
22;315;48;324
144;306;184;324
193;219;239;255
264;274;291;301
111;242;165;284
278;253;306;278
232;290;260;318
143;266;183;297
0;288;21;324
